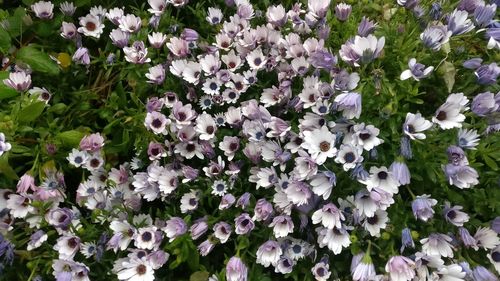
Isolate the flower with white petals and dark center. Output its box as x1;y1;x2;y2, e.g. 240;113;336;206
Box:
335;144;363;171
212;180;228;196
363;209;389;237
432;102;465;129
144;111;169;135
67;149;90;168
78;14;104;38
403;112;432;140
301;126;337;165
116;257;154;281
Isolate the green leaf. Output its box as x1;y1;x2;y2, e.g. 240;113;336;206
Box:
483;155;498;171
16;46;60;76
56;130;86;148
0;28;10;52
0;71;19;100
0;155;19;180
18;101;46;123
438;61;456;93
189;271;209;281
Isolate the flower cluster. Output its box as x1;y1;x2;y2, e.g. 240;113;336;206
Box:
0;0;499;280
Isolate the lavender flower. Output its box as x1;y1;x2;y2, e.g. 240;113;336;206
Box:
357;17;377;37
400;58;434;81
339;35;385;66
463;58;483;69
475;63;500;85
72;47;90;65
420;25;452;51
385;256;416;281
472;92;499;116
226;256;248;281
474;4;497;27
412;195;438;222
447;9;475;35
389;161;411;185
3;71;31;92
335;3;352;22
234;213;255;234
400;228;415;252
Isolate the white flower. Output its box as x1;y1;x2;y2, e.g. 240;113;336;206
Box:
212;180;228;196
403;112;432;140
54;235;80;260
148;0;167;16
118;14;142;33
335;144;364;171
145;65;165;85
420;233;454;258
457;128;480;150
67;149;90;168
78;14;104;38
351;123;384;151
148;32;167;49
115;257;155;281
256;241;282;267
3;71;31;92
317;227;351;254
206;7;223;25
311;203;345;229
400;58;434;81
301;126;337;165
362;166;400;194
269;215;294;238
0;133;12;156
474;227;500;250
363;209;389;237
246;48;267;70
31;1;54;19
431;264;466;281
432;102;465;129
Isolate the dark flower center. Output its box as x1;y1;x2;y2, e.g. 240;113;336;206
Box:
186;143;196;152
74;156;83;164
317;267;325;277
319;141;330;152
206;126;215;134
178;112;187;121
216;184;225;191
68;238;78;248
378;171;388;180
241;219;249;227
407;124;415;133
436;111;447;121
492;251;500;262
292;244;301;253
367;215;378;225
85;21;96;31
209;82;218;91
447;210;457;220
359;132;371;140
228;62;236;68
151;118;163;128
254;57;262;66
136;264;147;275
344;152;355;163
228;92;237;99
141;231;152;242
229;142;238;151
189;198;197;206
58;214;68;223
90;158;100;168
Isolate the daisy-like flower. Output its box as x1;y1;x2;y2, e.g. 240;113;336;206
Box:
202;78;221;96
234;213;255;235
118;14;142;33
246;48;267;70
301;126;337;165
59;1;76;16
362;166;400;194
196;113;217;140
385;256;416;281
145;65;165;85
363;209;389;237
269;215;294;238
432;102;466;130
226;256;248;281
312;260;332;281
488;246;500;274
148;32;167;49
28;87;51;103
213;222;232;244
351;123;383;151
457;128;480;150
431;264;466;281
180;189;200;213
256;240;282;268
78;14;104;38
110;29;130;48
148;0;167;16
339;35;385;67
54;235;81;260
31;1;54;19
420;24;452;51
400;58;434;81
334;92;362;119
474;227;500;250
412;194;438;222
403;112;432;140
351;253;377;281
3;71;31;92
67;149;90;168
211;180;228;196
0;133;12;157
106;7;124;25
27;230;48;251
317;227;351;254
447;9;474;36
312;203;345;229
335;144;363;171
123;41;151;64
144;111;170;135
163;217;187;242
80;242;97;258
115;257;155;281
420;233;454;258
219;136;240;161
443;203;469;227
206;7;223;25
167;37;190;57
443;164;479;189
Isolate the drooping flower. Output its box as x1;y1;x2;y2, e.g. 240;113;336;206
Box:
400;58;434;81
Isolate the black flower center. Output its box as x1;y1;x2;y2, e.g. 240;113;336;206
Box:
141;231;152;242
359;132;371;140
152;118;163;128
378;171;388;180
367;215;378;225
436;111;447;121
344;152;355;163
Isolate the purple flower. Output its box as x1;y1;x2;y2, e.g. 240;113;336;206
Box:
197;239;215;256
472;92;499;116
447;145;468;166
46;208;74;229
472;266;498;281
492;217;500;234
123;41;151;64
487;28;500;49
385;256;415;281
79;133;104;152
458;0;484;13
475;63;500;85
429;3;442;20
458;227;478;249
357;17;377;37
72;47;90;65
334;92;362;119
190;219;208;240
0;234;14;265
412;195;437;222
309;50;337;70
399;136;413;160
463;58;483;69
389;161;411;185
400;228;415;253
420;25;452;51
474;4;496;28
163;217;187;242
447;9;474;36
226;256;248;281
234;213;255;234
444;164;479;189
335;3;352;21
400;58;434;81
3;71;31;92
236;192;251;209
339;35;385;66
